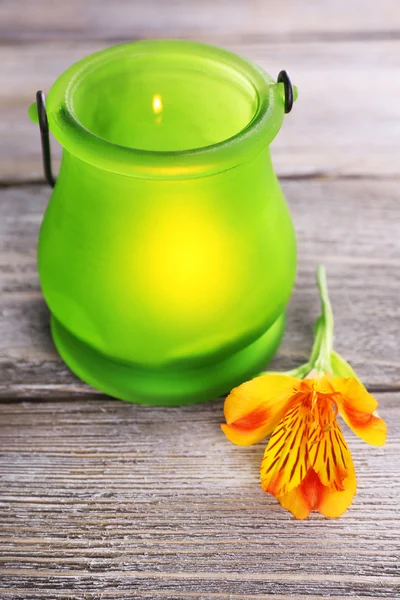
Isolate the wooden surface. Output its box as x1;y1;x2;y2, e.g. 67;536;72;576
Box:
0;396;399;599
0;2;399;598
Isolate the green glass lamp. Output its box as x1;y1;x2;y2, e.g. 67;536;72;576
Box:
29;40;297;406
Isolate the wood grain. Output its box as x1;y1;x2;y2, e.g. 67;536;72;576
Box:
0;177;399;398
1;1;399;597
2;39;400;183
0;395;399;598
1;0;400;42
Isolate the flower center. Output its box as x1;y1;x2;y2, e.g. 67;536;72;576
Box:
307;392;338;442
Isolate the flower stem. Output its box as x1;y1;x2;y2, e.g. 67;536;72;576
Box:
309;315;325;365
259;265;335;379
313;265;334;373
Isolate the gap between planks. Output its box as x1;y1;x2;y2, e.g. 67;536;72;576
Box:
1;383;400;403
3;29;400;45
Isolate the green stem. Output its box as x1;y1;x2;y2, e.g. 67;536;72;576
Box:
309;315;325;366
258;266;335;379
281;364;312;378
284;315;325;379
313;265;334;373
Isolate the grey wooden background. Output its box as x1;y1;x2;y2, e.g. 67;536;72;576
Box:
1;1;399;598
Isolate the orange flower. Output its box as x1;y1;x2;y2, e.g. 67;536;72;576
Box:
221;266;387;519
222;373;386;519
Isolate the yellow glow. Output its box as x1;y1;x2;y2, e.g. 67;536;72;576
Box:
135;202;235;323
152;94;163;115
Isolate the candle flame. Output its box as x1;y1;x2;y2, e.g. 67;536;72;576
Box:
152;94;163;115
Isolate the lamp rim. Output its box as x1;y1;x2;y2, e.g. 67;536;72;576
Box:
47;40;287;179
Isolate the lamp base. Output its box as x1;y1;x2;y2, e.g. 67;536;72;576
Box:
50;314;285;406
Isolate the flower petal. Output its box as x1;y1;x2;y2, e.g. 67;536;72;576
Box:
277;462;357;520
222;374;298;446
260;400;309;496
308;414;351;491
317;455;357;518
276;473;316;520
333;378;387;446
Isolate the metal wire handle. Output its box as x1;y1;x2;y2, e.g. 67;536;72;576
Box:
36;90;56;188
277;70;294;114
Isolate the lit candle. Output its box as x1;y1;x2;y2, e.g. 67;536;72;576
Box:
31;40;297;406
152;93;163;115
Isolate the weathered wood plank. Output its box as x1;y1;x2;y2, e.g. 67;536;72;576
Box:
1;3;398;597
1;0;400;41
0;394;398;597
0;178;399;398
1;39;400;182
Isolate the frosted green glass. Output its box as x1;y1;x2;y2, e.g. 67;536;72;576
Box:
30;40;297;405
